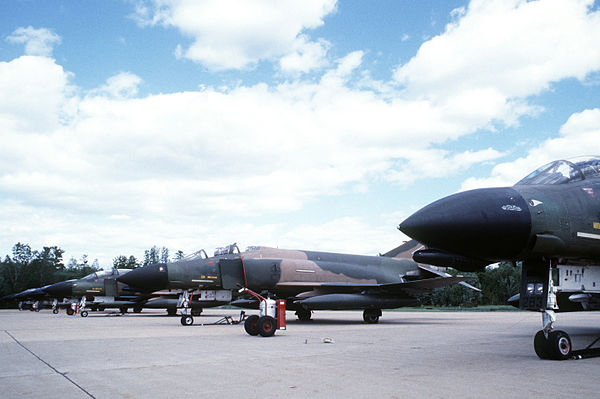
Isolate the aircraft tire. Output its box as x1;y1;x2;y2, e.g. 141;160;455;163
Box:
244;315;260;336
191;308;203;316
534;330;552;359
257;316;276;337
53;309;59;314
180;315;194;326
363;309;380;324
120;307;128;314
81;310;88;317
167;308;177;316
548;330;572;360
133;306;143;313
66;308;74;316
296;309;312;321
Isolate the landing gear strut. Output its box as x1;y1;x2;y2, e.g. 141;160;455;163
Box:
178;291;194;326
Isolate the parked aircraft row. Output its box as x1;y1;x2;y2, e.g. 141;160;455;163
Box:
1;240;476;324
3;156;599;360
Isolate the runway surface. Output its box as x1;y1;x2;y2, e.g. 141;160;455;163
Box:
1;308;598;398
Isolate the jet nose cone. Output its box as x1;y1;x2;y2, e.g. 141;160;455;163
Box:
117;263;168;292
399;187;531;261
44;281;73;297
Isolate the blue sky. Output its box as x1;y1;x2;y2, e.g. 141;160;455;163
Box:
1;0;600;266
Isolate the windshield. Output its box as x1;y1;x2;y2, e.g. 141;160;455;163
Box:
182;249;208;261
516;156;600;185
81;272;98;281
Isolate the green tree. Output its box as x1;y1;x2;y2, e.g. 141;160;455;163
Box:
113;255;140;269
476;262;521;305
144;246;169;265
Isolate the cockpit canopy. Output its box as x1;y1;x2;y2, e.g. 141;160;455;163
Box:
214;243;240;256
515;156;600;185
81;269;128;281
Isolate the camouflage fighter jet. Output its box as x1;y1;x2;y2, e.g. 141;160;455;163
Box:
399;156;600;360
44;268;225;316
118;241;476;326
1;285;53;311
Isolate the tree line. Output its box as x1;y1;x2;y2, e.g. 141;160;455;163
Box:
0;242;182;301
1;242;522;307
417;262;522;307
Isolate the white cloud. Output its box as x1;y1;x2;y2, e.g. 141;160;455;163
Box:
134;0;337;70
279;36;330;74
394;0;600;126
0;56;72;133
6;26;61;57
90;72;143;99
460;108;600;191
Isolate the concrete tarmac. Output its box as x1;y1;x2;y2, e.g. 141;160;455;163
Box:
1;308;598;399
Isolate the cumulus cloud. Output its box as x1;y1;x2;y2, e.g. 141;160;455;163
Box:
133;0;337;71
394;0;600;126
279;36;330;74
90;72;143;99
6;26;61;57
0;56;72;133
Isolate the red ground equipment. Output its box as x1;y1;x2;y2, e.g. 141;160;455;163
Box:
239;287;286;337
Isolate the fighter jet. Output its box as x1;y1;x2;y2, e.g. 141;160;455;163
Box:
1;286;52;311
117;241;476;326
44;268;223;316
399;156;600;360
43;269;145;316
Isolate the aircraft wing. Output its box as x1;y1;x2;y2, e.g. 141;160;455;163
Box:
275;275;476;296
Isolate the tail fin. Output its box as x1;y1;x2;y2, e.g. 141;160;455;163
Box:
380;239;424;259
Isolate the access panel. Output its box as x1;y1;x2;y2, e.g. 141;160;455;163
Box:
219;259;246;290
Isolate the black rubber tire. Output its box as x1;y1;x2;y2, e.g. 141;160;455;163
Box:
244;315;260;336
66;307;74;316
191;308;203;316
120;307;128;314
81;310;88;317
296;309;312;321
258;316;277;337
52;309;59;314
363;309;380;324
548;330;572;360
167;308;177;316
180;315;193;326
133;306;142;313
534;330;551;359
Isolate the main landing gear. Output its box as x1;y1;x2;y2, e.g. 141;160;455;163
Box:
295;309;312;321
525;261;600;360
533;310;572;360
363;309;381;324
